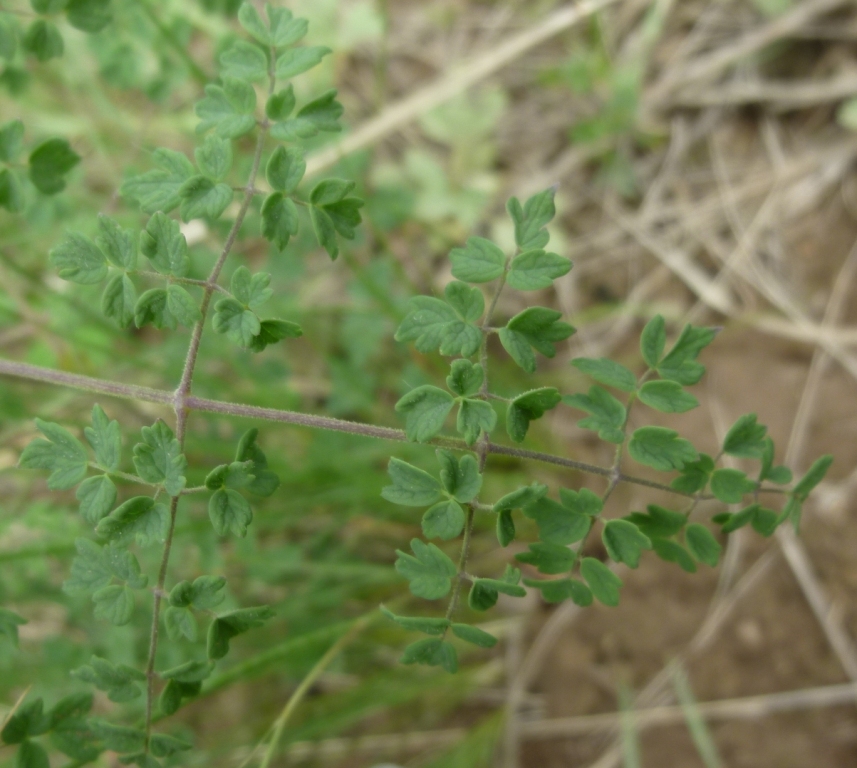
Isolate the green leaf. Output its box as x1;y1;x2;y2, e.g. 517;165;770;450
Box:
638;380;699;413
0;120;24;163
394;538;457;600
444;280;484;322
506;387;561;442
640;314;666;368
207;605;274;660
247;319;302;352
92;584;135;625
166;285;202;327
50;720;100;763
96;496;169;548
557;487;603;516
212;297;261;347
239;3;307;47
234;428;280;497
261;192;298;251
1;699;48;744
76;475;117;525
792;454;834;500
750;506;779;537
29;137;79;195
523;497;591;546
580;558;622;606
709;468;756;504
651;537;697;573
784;496;803;533
457;398;496;445
133;420;187;496
149;733;192;759
19;418;88;490
204;460;254;491
422;500;465;540
446;359;483;397
134;288;175;330
178;175;233;221
49;232;107;284
395;385;454;442
436;451;482;503
506;249;572;290
722;413;767;459
140;211;189;277
525;578;593;605
308;181;363;256
15;741;50;768
208;488;253;537
195;134;232;181
628;426;698;472
493;483;548;512
0;608;26;649
449;236;505;283
670;454;714;494
266;86;295;121
237;2;271;44
395;295;481;358
451;623;497;648
496;508;515;547
160;659;214;683
65;0;111;33
220;40;268;81
23;20;63;63
625;505;686;539
275;46;331;79
400;638;458;673
64;539;146;595
71;656;145;703
571;357;636;392
658;323;719;385
602;519;652;568
295;88;342;132
89;719;146;754
381;607;450;636
507;187;555;250
563;385;626;443
195;79;257;139
309;205;337;257
472;570;526;598
0;168;25;213
500;307;575;373
164;607;197;642
266;146;305;193
515;542;575;574
685;524;721;567
169;575;227;610
120;148;194;215
96;214;137;270
46;692;93;726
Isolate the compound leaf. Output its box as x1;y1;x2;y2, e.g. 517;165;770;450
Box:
19;418;88;490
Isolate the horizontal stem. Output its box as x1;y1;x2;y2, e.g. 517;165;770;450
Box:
0;357;766;501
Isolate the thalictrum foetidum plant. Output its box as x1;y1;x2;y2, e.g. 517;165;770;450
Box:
0;2;833;766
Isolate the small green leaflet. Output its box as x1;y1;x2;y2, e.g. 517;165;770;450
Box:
231;267;273;309
24;19;63;62
133;420;187;496
571;357;637;392
709;468;756;504
506;249;572;291
194;134;232;182
1;697;49;744
195;78;257;139
395;385;454;442
580;557;622;606
120;148;195;215
499;307;575;373
165;607;198;641
515;542;575;574
422;500;465;540
493;483;548;512
238;3;309;49
19;418;88;490
63;539;147;596
506;387;561;443
212;297;261;347
96;496;169;548
49;232;107;285
29;137;79;194
657;323;719;385
92;584;135;625
65;0;112;33
759;437;792;485
380;606;449;636
497;509;515;546
135;288;177;330
792;454;834;501
640;315;666;368
451;623;497;648
96;214;137;270
625;505;686;539
209;488;253;537
637;380;699;414
261;192;299;251
266;86;296;121
558;487;603;516
436;450;482;503
394;538;457;600
524;578;593;605
468;565;524;610
269;90;344;140
449;237;505;283
140;211;189;277
0;608;26;649
685;524;721;567
266;146;305;193
651;538;697;573
670;454;715;495
207;606;275;660
447;359;483;397
523;496;591;546
308;179;363;259
234;428;281;497
456;398;496;445
628;426;698;472
563;385;626;444
76;475;117;525
275;46;331;80
395;287;482;357
220;40;268;82
71;656;146;703
507;187;556;250
169;575;227;610
400;637;458;673
205;460;255;492
602;519;652;568
167;284;202;327
382;457;449;507
16;740;51;768
178;175;233;221
722;413;767;459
